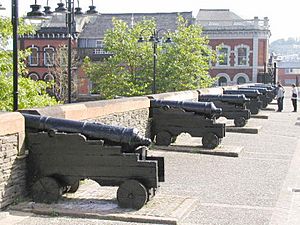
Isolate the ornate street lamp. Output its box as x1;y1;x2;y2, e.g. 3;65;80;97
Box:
138;28;172;94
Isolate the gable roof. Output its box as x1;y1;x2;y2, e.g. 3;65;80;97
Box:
196;9;243;22
79;12;193;39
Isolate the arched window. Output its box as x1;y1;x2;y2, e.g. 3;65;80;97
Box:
237;76;246;84
28;73;39;81
44;46;55;66
216;44;230;66
28;46;39;66
218;77;228;86
44;73;55;82
234;45;250;66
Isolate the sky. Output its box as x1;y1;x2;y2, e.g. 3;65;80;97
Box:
0;0;299;42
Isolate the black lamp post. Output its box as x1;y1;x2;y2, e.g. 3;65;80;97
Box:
138;29;172;94
12;0;19;111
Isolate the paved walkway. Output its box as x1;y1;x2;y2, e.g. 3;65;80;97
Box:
1;87;300;225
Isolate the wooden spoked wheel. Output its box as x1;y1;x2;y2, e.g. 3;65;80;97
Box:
202;133;219;149
31;177;63;203
234;117;247;127
155;131;172;146
117;180;148;210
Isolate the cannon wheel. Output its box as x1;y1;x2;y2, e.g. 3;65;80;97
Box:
250;107;259;115
171;136;177;143
202;133;219;149
67;180;80;193
234;117;247;127
156;131;172;146
117;179;148;210
31;177;63;203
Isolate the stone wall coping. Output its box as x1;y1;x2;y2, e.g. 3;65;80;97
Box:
197;87;224;95
21;96;150;120
0;112;24;136
147;90;199;101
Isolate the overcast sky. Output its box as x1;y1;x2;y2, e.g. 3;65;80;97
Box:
0;0;298;42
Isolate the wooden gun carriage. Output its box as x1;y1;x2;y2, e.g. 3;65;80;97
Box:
22;113;164;210
198;94;251;127
150;100;225;149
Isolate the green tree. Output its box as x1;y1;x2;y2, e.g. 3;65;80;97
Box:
84;16;216;99
0;16;59;111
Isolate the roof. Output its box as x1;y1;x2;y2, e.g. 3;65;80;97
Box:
195;9;269;32
79;12;193;39
196;9;243;21
37;13;92;34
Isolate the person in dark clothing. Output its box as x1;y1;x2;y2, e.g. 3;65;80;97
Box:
291;84;298;112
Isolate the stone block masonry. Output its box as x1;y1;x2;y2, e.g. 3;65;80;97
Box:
0;112;26;209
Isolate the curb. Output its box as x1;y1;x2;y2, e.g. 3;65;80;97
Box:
225;126;261;134
153;145;243;157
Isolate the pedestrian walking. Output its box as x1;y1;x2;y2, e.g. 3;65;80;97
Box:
291;84;298;112
276;83;285;112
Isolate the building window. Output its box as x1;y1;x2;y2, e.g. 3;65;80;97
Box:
28;73;39;81
29;46;39;66
235;45;250;66
44;46;55;66
96;40;104;48
58;46;68;67
218;77;228;86
44;73;55;82
216;45;230;66
237;76;246;84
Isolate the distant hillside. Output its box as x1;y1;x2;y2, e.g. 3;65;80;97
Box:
270;37;300;56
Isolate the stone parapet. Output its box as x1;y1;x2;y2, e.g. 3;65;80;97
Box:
0;112;26;209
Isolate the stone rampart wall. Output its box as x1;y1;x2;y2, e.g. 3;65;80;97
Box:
0;88;225;209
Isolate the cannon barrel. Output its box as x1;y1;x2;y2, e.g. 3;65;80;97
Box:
238;87;268;94
150;99;222;116
199;94;250;104
223;89;261;98
22;113;151;147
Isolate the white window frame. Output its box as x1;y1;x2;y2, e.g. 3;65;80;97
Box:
96;40;104;48
28;73;39;81
29;46;39;66
44;46;55;66
44;73;55;82
234;44;250;67
216;45;231;67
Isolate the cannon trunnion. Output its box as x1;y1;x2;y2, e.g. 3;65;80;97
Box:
23;113;164;210
198;94;251;127
150;100;225;149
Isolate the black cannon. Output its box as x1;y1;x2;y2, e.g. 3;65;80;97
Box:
238;87;271;108
150;100;225;149
22;113;164;210
250;84;277;100
198;94;251;127
223;89;262;114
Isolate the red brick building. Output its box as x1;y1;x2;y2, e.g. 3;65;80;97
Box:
196;9;271;86
20;4;95;96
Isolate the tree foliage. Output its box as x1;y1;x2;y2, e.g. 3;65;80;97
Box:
84;16;216;99
0;16;59;111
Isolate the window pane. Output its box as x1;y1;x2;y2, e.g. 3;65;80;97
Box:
44;48;54;66
29;48;38;65
218;48;228;65
238;48;247;65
